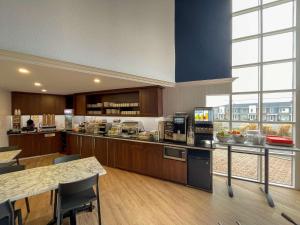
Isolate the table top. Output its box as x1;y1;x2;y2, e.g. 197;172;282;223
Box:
0;150;22;163
0;157;106;203
216;141;300;153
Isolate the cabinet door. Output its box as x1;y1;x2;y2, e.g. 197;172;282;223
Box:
107;139;120;168
131;142;147;174
40;95;56;114
55;96;66;115
80;136;94;158
67;134;80;155
144;143;164;178
9;134;34;158
139;87;163;117
74;94;86;115
94;138;108;166
115;141;132;170
162;159;187;184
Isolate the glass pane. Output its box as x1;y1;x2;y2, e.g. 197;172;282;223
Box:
232;122;258;133
262;155;293;186
263;62;294;91
233;11;259;39
232;152;259;180
214;122;230;135
263;2;294;33
263;0;279;4
233;39;259;66
213;149;227;175
263;92;293;122
262;123;293;137
206;95;230;121
263;32;294;62
232;0;259;12
232;94;259;121
232;66;259;92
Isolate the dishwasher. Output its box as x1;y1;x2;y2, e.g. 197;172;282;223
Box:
187;150;212;192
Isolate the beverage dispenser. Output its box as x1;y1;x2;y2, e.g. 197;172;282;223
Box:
193;107;214;146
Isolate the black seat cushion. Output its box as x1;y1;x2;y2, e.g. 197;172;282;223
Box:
60;188;96;214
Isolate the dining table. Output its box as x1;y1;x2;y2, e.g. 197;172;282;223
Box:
0;149;21;164
0;156;107;224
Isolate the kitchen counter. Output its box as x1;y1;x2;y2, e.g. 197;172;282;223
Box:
7;130;64;136
67;131;215;151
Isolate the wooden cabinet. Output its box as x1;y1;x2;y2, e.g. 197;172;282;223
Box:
66;134;80;155
139;87;163;117
162;159;187;184
80;136;94;158
74;94;86;115
9;132;62;158
144;143;164;178
11;92;66;115
94;138;108;166
107;139;119;167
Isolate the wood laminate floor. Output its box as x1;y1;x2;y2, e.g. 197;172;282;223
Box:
15;153;300;225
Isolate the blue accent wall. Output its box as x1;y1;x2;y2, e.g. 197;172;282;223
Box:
175;0;232;82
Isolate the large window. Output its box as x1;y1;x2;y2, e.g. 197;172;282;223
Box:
207;0;296;187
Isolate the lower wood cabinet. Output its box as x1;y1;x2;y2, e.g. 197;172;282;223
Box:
9;132;62;158
80;136;94;158
94;138;108;166
64;134;187;184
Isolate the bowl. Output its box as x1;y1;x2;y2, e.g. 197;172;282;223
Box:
216;135;231;143
232;134;246;144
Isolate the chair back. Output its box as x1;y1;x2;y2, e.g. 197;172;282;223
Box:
0;146;19;152
0;165;25;175
54;154;80;165
58;174;98;197
0;200;14;225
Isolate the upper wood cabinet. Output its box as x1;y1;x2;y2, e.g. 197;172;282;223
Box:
11;92;66;115
74;94;86;115
139;87;163;117
76;86;163;117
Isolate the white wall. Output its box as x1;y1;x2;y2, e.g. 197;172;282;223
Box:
0;0;175;82
163;82;232;116
294;0;300;190
0;89;11;147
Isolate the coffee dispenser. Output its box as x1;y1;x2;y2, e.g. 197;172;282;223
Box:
193;107;214;146
172;113;189;143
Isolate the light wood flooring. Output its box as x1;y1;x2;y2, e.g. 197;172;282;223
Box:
14;153;300;225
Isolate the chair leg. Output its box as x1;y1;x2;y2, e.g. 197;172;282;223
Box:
15;209;23;225
96;196;101;225
25;197;30;213
50;190;53;205
70;210;77;225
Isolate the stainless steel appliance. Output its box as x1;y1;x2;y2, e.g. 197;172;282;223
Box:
99;122;112;134
193;107;214;146
163;146;187;161
121;121;144;138
164;120;174;141
173;113;189;143
64;109;73;131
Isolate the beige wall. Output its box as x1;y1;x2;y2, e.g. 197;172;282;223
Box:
0;0;175;82
163;81;232;116
0;89;11;147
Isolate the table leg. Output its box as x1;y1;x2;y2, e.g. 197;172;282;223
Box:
260;148;275;208
227;145;234;198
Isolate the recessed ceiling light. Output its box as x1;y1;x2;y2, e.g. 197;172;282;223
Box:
41;89;47;93
34;82;42;87
18;68;30;74
94;78;101;83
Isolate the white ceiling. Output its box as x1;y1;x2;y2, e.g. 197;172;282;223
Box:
0;59;157;95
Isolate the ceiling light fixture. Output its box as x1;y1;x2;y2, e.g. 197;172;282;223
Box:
34;82;42;87
41;89;47;93
94;78;101;83
18;68;30;74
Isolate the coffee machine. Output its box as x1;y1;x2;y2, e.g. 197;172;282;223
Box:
193;107;214;146
172;113;189;143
